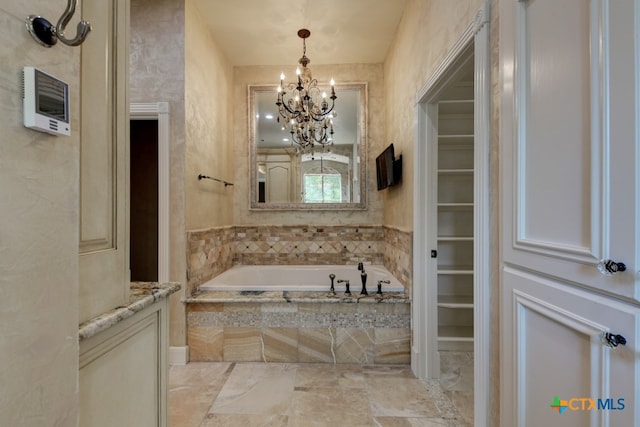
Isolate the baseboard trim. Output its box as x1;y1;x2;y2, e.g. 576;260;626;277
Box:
169;346;189;365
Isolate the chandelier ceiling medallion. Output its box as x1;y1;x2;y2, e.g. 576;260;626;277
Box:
276;29;337;154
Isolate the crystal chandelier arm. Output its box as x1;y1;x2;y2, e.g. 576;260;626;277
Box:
309;99;336;121
277;82;308;118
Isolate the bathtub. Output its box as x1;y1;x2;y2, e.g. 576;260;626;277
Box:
199;264;404;293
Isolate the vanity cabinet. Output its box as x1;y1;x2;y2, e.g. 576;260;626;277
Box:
436;71;475;351
79;297;170;427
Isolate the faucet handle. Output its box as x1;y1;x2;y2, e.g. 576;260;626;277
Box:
328;274;336;295
337;279;351;295
377;279;390;295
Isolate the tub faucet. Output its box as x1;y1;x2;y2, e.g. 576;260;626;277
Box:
357;262;368;295
337;279;351;295
329;273;336;295
360;270;368;295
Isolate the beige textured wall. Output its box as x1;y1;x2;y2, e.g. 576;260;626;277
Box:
384;1;500;424
0;2;79;424
185;0;234;229
233;64;384;225
383;0;485;231
130;0;187;345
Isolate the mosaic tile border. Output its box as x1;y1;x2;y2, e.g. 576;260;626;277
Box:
234;225;385;265
188;306;410;329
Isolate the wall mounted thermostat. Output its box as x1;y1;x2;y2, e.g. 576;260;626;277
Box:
23;66;70;136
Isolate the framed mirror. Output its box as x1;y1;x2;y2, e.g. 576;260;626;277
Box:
249;83;367;210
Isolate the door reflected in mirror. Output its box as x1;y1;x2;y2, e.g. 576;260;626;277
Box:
250;83;367;210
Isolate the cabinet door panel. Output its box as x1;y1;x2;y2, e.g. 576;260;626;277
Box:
502;0;639;300
518;0;592;253
500;0;640;425
502;267;638;427
79;0;130;322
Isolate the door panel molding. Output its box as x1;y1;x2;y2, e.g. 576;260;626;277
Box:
79;0;130;323
502;266;638;427
500;0;639;425
79;0;118;253
512;0;608;265
501;0;639;301
514;289;609;426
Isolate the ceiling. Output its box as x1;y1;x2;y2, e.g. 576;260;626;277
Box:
190;0;408;66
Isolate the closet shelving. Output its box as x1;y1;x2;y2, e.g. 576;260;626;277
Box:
436;79;474;351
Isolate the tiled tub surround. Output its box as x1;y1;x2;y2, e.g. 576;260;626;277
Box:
186;226;235;294
383;226;413;295
186;291;410;364
186;225;413;294
199;264;404;292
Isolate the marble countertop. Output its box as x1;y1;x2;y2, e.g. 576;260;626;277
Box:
79;282;181;341
185;290;409;304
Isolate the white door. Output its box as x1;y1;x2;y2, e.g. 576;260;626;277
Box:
266;162;291;203
500;0;640;425
79;0;130;323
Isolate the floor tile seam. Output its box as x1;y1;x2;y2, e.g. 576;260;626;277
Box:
203;386;232;419
419;379;464;422
292;386;368;393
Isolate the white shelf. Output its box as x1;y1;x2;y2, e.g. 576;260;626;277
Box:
438;267;474;275
438;202;473;208
438;295;474;308
436;77;474;348
438;134;474;140
438;340;474;351
438;99;474;115
438;325;474;340
438;169;474;174
437;236;474;242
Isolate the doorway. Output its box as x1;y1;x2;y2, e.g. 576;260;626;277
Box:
130;119;159;281
130;102;170;284
412;2;491;426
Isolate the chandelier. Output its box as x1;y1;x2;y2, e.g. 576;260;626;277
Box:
276;29;337;153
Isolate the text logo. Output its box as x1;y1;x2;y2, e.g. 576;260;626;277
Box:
550;396;568;414
550;395;625;414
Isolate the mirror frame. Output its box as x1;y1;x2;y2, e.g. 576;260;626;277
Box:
249;83;368;210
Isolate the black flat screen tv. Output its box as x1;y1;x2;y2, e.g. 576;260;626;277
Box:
376;143;402;190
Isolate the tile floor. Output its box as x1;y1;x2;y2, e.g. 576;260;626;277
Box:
169;352;473;427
